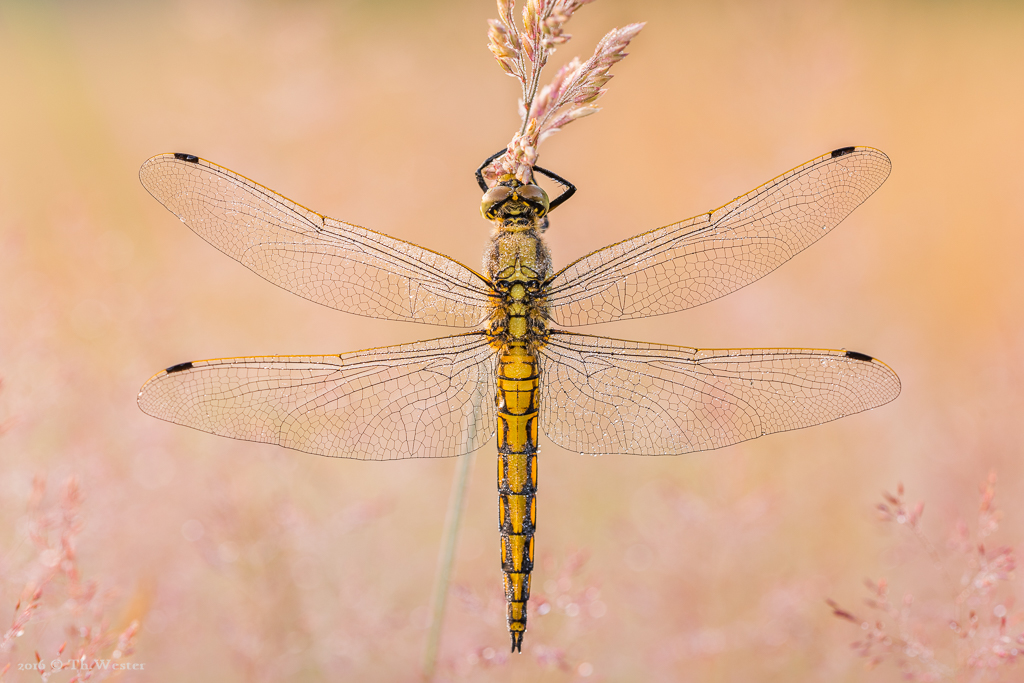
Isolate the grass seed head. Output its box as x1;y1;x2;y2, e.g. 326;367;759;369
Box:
483;0;643;186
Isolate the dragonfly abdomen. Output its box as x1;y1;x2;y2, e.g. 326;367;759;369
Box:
496;343;539;653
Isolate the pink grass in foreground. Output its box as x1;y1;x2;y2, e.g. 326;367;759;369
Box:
829;475;1023;681
0;476;140;682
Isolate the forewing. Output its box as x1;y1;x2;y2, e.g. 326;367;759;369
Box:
539;331;900;455
139;153;494;327
138;333;497;460
547;147;891;326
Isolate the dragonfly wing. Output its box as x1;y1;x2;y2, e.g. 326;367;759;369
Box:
546;147;891;326
138;333;498;460
538;331;900;455
140;153;494;327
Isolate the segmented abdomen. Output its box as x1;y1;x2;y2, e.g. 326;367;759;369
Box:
496;343;539;653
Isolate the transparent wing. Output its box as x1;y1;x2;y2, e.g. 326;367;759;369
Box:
138;333;497;460
546;147;891;326
140;153;494;327
539;331;900;455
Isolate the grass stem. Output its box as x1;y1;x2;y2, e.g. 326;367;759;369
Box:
422;434;477;679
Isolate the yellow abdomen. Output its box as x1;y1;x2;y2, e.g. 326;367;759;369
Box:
496;343;539;652
485;218;549;652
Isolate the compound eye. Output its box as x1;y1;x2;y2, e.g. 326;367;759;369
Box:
481;185;513;219
517;184;550;216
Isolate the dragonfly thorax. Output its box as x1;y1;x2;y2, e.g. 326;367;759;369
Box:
486;282;549;348
486;250;550;349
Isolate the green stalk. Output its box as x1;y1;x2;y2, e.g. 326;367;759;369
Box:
422;416;479;680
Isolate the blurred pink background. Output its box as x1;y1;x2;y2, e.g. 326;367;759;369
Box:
2;1;1023;680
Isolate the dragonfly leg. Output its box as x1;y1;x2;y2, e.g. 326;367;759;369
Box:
476;150;577;213
532;164;576;211
475;149;508;191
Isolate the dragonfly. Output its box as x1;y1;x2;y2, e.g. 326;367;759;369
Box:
137;146;899;652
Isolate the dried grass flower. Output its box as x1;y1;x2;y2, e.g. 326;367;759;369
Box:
483;0;643;186
1;476;140;681
829;473;1023;681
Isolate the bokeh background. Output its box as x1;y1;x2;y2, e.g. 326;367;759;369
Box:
2;0;1024;681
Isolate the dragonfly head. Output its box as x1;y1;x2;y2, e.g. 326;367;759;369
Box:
481;179;550;226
